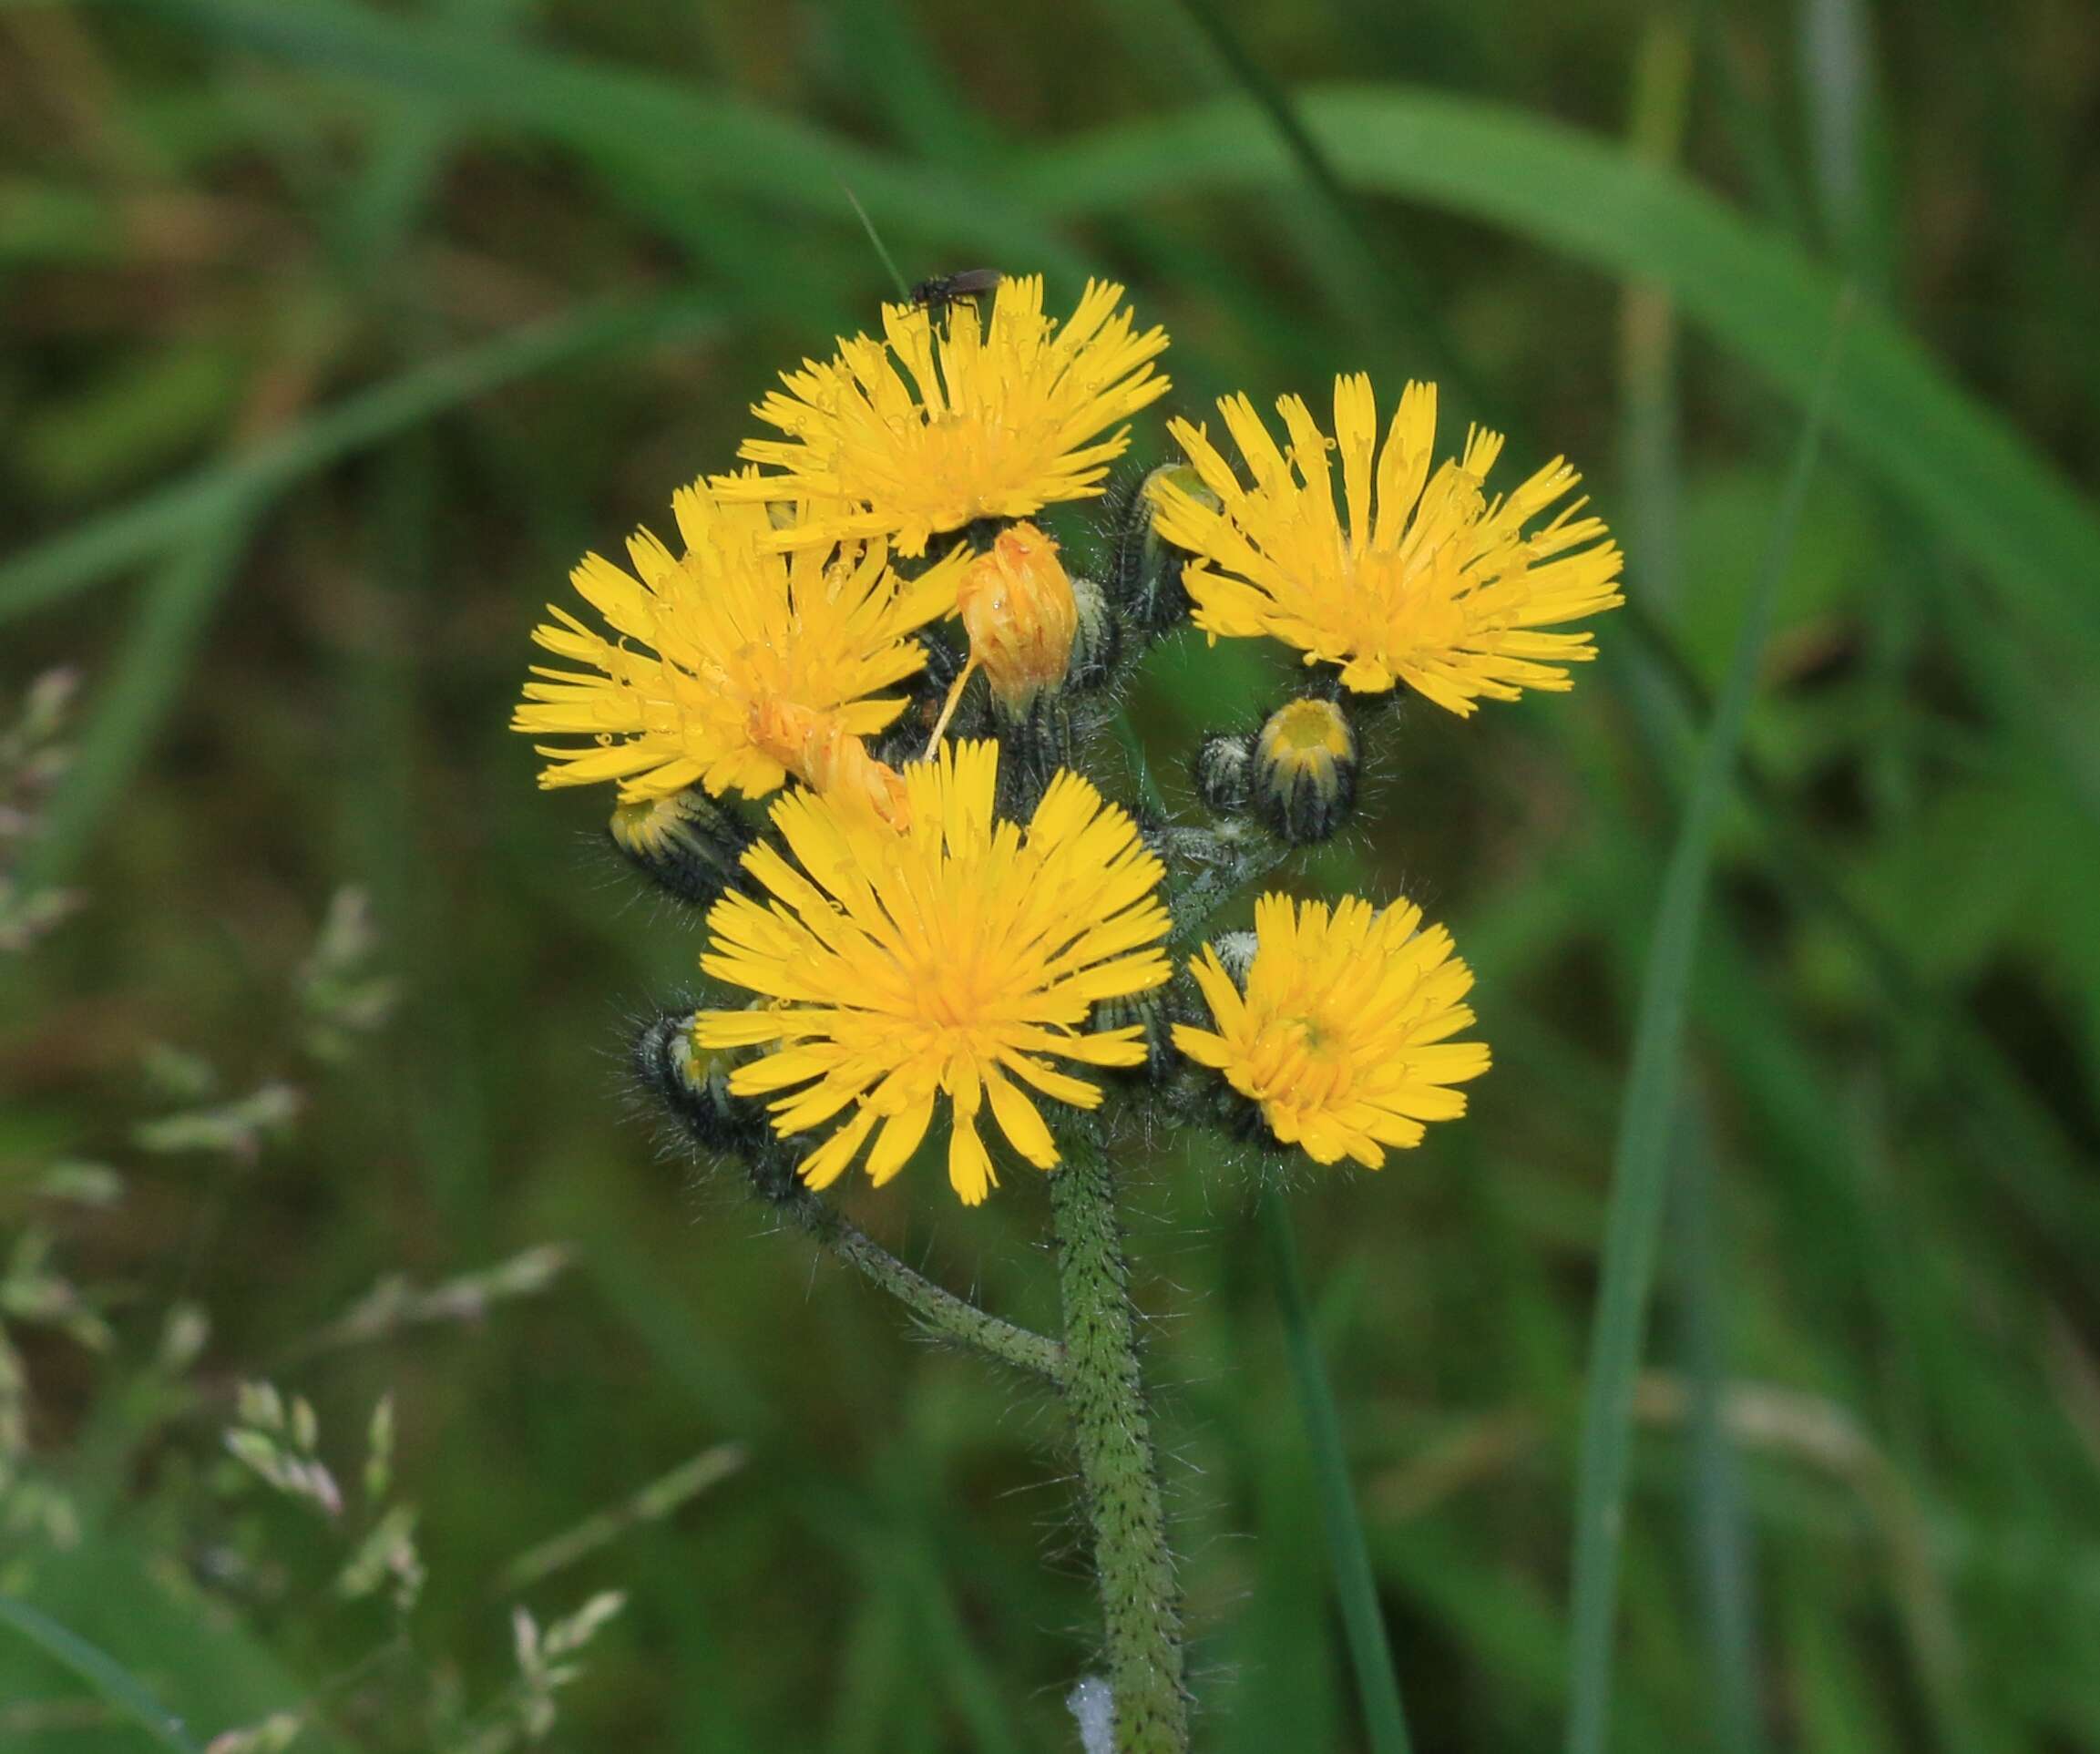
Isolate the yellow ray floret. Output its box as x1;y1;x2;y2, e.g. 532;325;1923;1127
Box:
513;483;963;803
725;276;1171;557
1149;374;1624;713
1173;892;1490;1168
692;741;1173;1205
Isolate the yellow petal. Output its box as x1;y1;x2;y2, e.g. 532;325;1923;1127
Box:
865;1098;934;1186
984;1067;1060;1170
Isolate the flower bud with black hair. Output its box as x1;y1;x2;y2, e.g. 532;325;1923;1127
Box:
1091;986;1181;1085
608;791;753;908
1211;930;1258;985
1253;697;1358;846
1107;463;1217;634
991;693;1076;823
633;1011;761;1154
1192;731;1253;815
1067;573;1121;692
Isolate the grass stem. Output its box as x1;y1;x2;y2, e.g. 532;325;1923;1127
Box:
1263;1188;1413;1754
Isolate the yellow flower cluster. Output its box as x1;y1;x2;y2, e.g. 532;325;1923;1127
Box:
517;281;1167;831
517;274;1624;1201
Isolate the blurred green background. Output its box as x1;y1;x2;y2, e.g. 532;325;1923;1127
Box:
4;0;2098;1749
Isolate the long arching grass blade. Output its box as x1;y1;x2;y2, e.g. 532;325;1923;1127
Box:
19;511;257;891
0;294;716;621
0;1595;208;1754
1563;294;1853;1754
138;0;1084;278
1013;90;2100;661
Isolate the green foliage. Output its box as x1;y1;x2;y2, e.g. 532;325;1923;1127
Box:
2;0;2095;1749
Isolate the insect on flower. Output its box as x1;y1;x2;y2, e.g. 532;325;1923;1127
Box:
908;267;1002;315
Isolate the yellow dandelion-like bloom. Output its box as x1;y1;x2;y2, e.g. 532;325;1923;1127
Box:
726;276;1171;557
693;741;1173;1205
1150;374;1624;713
514;483;964;803
1173;892;1490;1168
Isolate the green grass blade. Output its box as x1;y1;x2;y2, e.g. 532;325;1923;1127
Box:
333;0;535;268
1262;1188;1413;1754
1165;0;1476;405
1011;88;2100;661
904;1547;1030;1754
0;1594;207;1754
839;180;911;302
1673;1101;1767;1754
138;0;1087;281
1562;296;1853;1754
137;9;2099;670
20;512;257;892
0;293;716;621
500;1444;750;1593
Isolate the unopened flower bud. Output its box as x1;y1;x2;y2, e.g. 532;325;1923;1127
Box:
1211;930;1258;985
1253;697;1357;845
1110;463;1217;633
1192;732;1253;815
608;791;752;907
957;521;1079;714
634;1012;757;1154
1091;986;1180;1084
1067;574;1121;692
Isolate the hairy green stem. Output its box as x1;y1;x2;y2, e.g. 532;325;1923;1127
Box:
1049;1141;1188;1753
780;1187;1065;1385
1160;821;1283;942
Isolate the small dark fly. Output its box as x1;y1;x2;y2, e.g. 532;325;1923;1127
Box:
908;268;1002;316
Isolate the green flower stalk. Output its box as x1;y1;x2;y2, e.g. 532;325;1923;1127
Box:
1050;1139;1188;1752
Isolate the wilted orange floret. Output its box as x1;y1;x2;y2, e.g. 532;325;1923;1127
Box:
957;521;1080;711
746;698;911;832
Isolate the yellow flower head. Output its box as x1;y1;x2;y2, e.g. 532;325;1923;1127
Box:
1149;374;1624;713
693;741;1173;1205
1173;892;1490;1167
514;483;964;803
727;276;1171;557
